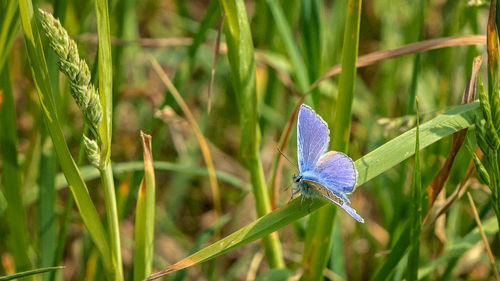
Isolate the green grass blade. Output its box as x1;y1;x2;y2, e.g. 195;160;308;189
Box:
220;0;284;268
145;102;479;279
357;101;479;184
300;0;321;107
407;99;422;281
94;0;113;162
0;266;64;281
302;0;362;280
0;62;32;277
17;0;113;275
94;0;123;278
39;135;57;281
266;0;310;93
53;161;249;191
0;0;19;70
133;133;156;281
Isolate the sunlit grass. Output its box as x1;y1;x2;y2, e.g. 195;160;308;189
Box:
0;0;499;280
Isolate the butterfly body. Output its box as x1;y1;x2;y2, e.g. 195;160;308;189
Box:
292;175;320;198
294;104;364;223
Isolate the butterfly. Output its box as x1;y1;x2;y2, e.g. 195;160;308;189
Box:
292;104;364;223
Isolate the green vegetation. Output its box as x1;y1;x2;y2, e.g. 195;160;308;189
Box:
0;0;499;280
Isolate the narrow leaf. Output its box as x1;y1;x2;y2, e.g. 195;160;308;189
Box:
0;266;64;281
134;132;156;281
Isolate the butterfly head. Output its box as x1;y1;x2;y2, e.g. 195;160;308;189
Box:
292;174;302;183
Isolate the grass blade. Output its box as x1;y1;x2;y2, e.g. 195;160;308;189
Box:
466;192;500;280
94;0;113;162
207;15;224;113
308;35;486;94
151;58;222;217
17;0;113;275
54;161;248;191
0;62;32;276
133;132;156;281
266;0;309;93
219;0;284;268
145;102;479;280
300;0;321;107
302;1;362;280
94;0;123;278
407;98;422;281
0;0;19;70
0;266;64;281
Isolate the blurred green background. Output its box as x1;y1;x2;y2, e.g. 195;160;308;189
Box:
1;0;499;280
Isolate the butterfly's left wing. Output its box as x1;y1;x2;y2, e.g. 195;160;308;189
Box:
303;179;364;223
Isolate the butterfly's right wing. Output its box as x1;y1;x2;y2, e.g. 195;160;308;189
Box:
297;104;330;172
303;179;364;223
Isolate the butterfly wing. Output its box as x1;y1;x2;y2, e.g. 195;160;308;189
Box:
297;104;330;172
302;151;357;193
303;179;364;223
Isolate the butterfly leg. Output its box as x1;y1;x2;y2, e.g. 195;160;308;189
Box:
301;194;305;205
289;187;299;203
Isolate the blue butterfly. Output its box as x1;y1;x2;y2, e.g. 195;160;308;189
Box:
292;104;364;223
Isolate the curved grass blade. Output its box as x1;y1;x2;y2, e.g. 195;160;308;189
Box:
150;57;222;217
145;102;480;280
54;161;248;191
269;99;303;209
307;35;486;94
0;266;64;281
17;0;112;275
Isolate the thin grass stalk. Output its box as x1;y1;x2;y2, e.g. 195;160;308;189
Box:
150;58;222;218
219;0;284;268
407;98;422;281
301;0;362;280
0;63;32;279
133;132;156;281
94;0;123;278
467;192;500;280
0;267;64;281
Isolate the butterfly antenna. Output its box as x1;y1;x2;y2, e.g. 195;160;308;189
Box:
276;146;299;173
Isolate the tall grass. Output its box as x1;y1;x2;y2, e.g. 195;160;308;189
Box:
1;1;500;281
